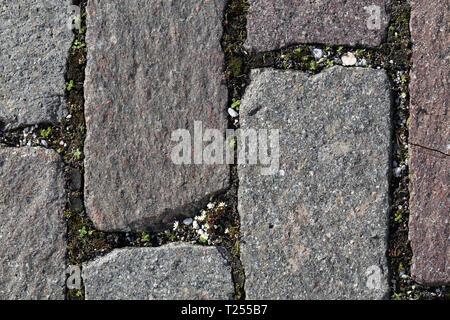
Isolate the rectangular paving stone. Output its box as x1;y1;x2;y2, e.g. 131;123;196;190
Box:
0;1;73;130
408;0;449;285
84;0;229;232
0;147;66;299
245;0;392;52
82;244;234;300
409;0;449;155
409;146;449;285
238;66;392;299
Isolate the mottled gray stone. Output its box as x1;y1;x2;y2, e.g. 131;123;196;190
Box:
245;0;391;52
238;67;392;299
82;244;234;300
0;147;66;299
0;1;73;130
84;0;229;232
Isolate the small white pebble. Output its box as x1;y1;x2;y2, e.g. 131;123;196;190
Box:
312;48;323;60
183;218;193;225
393;167;402;177
342;52;357;66
228;108;238;118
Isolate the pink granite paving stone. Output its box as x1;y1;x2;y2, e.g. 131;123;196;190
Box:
409;0;449;155
83;0;229;232
245;0;392;52
409;146;449;285
408;0;449;285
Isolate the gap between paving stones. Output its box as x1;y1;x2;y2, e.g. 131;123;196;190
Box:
0;0;446;300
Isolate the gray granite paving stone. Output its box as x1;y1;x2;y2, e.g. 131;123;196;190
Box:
238;66;392;299
0;0;73;130
0;147;66;299
84;0;229;232
82;244;234;300
245;0;392;52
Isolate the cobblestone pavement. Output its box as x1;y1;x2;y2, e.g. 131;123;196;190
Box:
0;0;447;300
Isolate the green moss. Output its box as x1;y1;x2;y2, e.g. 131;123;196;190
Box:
228;56;243;76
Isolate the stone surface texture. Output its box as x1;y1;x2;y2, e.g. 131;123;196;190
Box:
0;1;72;130
238;67;392;299
0;147;66;299
84;0;229;232
408;0;449;285
245;0;392;52
82;244;234;300
409;146;449;285
409;0;449;155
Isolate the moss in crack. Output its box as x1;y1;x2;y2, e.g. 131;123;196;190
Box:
64;0;88;300
221;0;251;300
385;0;446;301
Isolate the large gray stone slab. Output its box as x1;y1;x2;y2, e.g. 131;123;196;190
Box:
0;147;66;299
245;0;391;52
0;1;72;130
238;67;392;299
82;244;234;300
84;0;229;232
